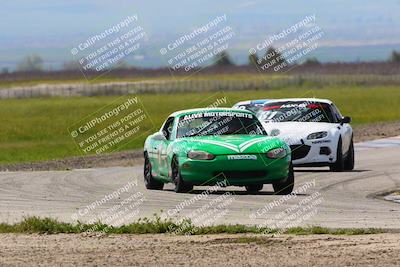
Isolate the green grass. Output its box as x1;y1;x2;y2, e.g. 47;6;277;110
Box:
1;85;400;164
0;216;384;235
0;75;171;88
0;73;271;88
1;73;398;89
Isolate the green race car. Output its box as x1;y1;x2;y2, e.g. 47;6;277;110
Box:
143;108;294;194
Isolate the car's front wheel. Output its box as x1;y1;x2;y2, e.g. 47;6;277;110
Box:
144;153;164;190
245;184;263;193
273;163;294;195
344;138;355;171
172;157;193;193
330;138;344;172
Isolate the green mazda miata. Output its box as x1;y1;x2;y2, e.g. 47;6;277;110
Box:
143;108;294;194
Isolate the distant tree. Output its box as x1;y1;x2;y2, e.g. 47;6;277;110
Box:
1;67;9;74
258;47;287;70
248;53;259;67
390;50;400;63
62;61;80;71
17;55;44;72
115;60;129;69
303;57;321;65
213;51;234;66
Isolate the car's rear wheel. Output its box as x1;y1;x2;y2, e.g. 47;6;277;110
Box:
330;138;344;172
172;157;193;193
273;163;294;195
144;153;164;190
245;184;263;193
344;138;355;171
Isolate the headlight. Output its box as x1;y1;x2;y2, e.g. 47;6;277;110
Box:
267;148;287;159
187;150;215;160
307;131;328;140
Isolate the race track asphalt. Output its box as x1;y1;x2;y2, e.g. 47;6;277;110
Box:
1;136;399;229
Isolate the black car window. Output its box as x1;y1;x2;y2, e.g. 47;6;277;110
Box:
177;112;267;138
331;104;343;122
161;117;175;140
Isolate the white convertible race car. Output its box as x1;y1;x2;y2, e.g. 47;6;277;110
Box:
253;98;354;171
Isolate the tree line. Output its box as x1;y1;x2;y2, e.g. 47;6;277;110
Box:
3;49;400;74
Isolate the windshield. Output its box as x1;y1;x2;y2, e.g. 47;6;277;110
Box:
177;111;267;138
258;101;335;123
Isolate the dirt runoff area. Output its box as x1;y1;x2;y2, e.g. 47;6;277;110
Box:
353;120;400;142
1;233;399;267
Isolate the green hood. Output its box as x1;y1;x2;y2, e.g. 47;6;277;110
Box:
173;135;285;155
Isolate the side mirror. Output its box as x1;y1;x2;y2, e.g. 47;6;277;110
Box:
341;116;351;124
153;132;166;141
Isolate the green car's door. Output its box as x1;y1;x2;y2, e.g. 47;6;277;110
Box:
147;133;163;177
157;117;175;178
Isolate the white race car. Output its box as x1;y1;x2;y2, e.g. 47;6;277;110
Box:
255;98;354;171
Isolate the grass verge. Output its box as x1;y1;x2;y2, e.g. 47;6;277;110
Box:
0;73;274;88
0;216;384;235
1;84;400;164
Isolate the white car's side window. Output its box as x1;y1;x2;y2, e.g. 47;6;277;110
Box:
331;104;343;122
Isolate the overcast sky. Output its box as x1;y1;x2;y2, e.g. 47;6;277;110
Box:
1;0;400;68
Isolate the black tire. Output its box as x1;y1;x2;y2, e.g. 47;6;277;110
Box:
330;138;344;172
172;157;193;193
344;138;355;171
144;153;164;190
245;184;263;193
273;163;294;195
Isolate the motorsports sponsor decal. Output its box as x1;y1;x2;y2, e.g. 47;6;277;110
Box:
182;111;253;121
261;101;327;123
263;101;327;111
177;111;255;138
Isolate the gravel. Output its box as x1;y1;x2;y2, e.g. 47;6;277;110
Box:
1;233;399;266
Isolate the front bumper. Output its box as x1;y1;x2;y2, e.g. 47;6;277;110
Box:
290;138;336;166
179;154;290;186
